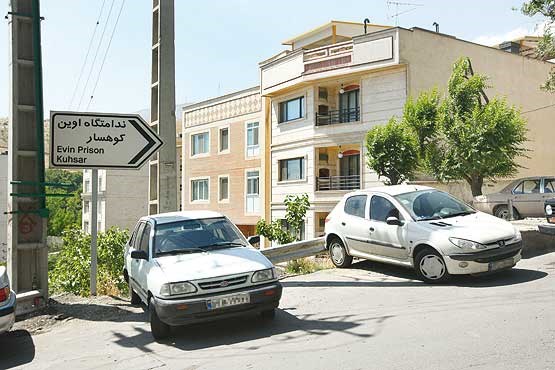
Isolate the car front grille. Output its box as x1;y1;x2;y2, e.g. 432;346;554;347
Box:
198;275;249;290
474;248;520;263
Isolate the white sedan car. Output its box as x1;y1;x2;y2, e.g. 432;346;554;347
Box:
325;185;522;283
124;211;282;340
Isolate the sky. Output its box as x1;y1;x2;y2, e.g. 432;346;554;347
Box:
0;0;547;118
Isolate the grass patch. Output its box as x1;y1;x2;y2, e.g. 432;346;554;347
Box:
285;256;334;275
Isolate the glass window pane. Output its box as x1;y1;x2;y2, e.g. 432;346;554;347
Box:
220;129;229;151
287;98;301;121
344;195;367;218
370;196;400;222
219;177;229;200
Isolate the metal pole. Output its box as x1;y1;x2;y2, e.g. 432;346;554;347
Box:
90;169;98;296
508;199;514;221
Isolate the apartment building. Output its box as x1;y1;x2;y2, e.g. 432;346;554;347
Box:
182;87;263;237
259;20;555;240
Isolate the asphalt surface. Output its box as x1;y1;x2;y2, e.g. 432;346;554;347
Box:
2;252;555;370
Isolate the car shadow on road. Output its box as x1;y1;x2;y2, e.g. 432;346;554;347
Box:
112;309;393;352
291;260;548;289
0;330;35;369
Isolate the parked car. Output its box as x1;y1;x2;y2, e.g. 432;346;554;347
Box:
538;198;555;235
325;185;522;283
0;266;16;334
123;211;282;340
473;176;555;220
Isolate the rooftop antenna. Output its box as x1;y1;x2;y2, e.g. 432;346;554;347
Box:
386;1;424;26
433;22;439;33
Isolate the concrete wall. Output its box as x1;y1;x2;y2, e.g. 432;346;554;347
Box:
399;28;555;180
0;154;7;262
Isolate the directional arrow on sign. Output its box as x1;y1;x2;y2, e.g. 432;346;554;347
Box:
50;111;163;169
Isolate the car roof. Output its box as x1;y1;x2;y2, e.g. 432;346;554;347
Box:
345;184;434;197
142;211;225;225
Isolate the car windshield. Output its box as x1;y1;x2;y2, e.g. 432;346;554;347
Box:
154;217;246;256
394;190;475;221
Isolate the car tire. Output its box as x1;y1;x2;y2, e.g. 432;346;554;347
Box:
130;288;141;305
328;237;352;268
149;297;170;340
494;205;520;221
415;248;450;284
261;308;276;320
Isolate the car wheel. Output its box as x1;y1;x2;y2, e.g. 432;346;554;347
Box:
130;287;141;305
415;248;450;284
149;297;170;340
261;308;276;320
328;237;352;268
494;205;520;221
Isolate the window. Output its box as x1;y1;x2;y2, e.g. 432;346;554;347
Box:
84;179;91;193
219;176;229;201
344;195;367;218
84;201;90;214
219;127;229;152
279;96;304;123
279;157;304;181
83;221;90;234
191;132;209;156
246;170;260;213
513;179;541;194
370;196;401;222
139;223;151;255
246;122;259;157
339;89;359;122
191;178;209;201
281;219;305;241
544;178;555;193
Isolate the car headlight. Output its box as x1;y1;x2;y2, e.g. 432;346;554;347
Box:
251;268;276;283
159;282;197;297
546;204;553;216
448;237;487;250
514;228;522;241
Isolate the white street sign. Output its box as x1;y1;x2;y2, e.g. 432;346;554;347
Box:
50;111;163;169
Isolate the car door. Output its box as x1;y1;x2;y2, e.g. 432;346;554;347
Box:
130;222;151;301
542;178;555;205
513;178;543;217
366;195;409;260
340;195;371;255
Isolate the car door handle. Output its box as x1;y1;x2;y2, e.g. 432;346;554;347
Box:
341;222;346;226
369;227;375;232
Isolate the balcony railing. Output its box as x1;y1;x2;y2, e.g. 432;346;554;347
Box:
316;175;361;191
315;107;360;126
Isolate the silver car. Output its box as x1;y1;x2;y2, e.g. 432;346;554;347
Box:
473;176;555;220
0;266;16;334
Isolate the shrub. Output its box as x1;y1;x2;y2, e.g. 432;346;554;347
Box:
50;227;129;296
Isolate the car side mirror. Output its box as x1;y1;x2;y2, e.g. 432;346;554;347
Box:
247;235;260;245
130;250;148;260
386;216;403;226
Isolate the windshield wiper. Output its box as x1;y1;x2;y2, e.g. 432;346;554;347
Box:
442;211;476;219
203;242;246;250
156;247;208;256
417;215;443;221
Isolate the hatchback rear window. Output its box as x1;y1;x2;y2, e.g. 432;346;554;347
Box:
344;195;367;218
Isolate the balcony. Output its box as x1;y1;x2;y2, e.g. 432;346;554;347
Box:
315;107;360;126
316;175;361;191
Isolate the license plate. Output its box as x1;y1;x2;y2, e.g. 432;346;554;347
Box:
548;216;555;224
206;293;250;310
489;257;515;271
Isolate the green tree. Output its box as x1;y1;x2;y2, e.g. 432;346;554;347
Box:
256;194;310;244
402;89;440;156
522;0;555;91
425;58;528;196
46;169;83;236
365;118;419;185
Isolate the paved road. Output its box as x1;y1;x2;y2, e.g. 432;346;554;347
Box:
2;252;555;370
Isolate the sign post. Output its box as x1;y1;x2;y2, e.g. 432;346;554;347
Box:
50;111;162;295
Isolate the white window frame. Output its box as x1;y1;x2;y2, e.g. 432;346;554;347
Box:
218;175;230;203
275;92;307;125
277;155;307;184
245;168;260;214
190;131;210;158
190;177;210;203
245;121;260;158
218;126;230;154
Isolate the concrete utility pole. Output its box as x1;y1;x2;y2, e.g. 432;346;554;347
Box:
7;0;48;313
148;0;177;215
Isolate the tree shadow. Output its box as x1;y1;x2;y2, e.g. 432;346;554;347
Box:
0;330;35;369
111;309;393;352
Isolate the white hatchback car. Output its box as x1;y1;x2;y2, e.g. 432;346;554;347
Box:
0;266;16;334
325;185;522;283
124;211;282;340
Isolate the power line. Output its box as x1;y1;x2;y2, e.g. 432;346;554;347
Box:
77;0;116;111
68;0;107;109
521;102;555;114
86;0;126;111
